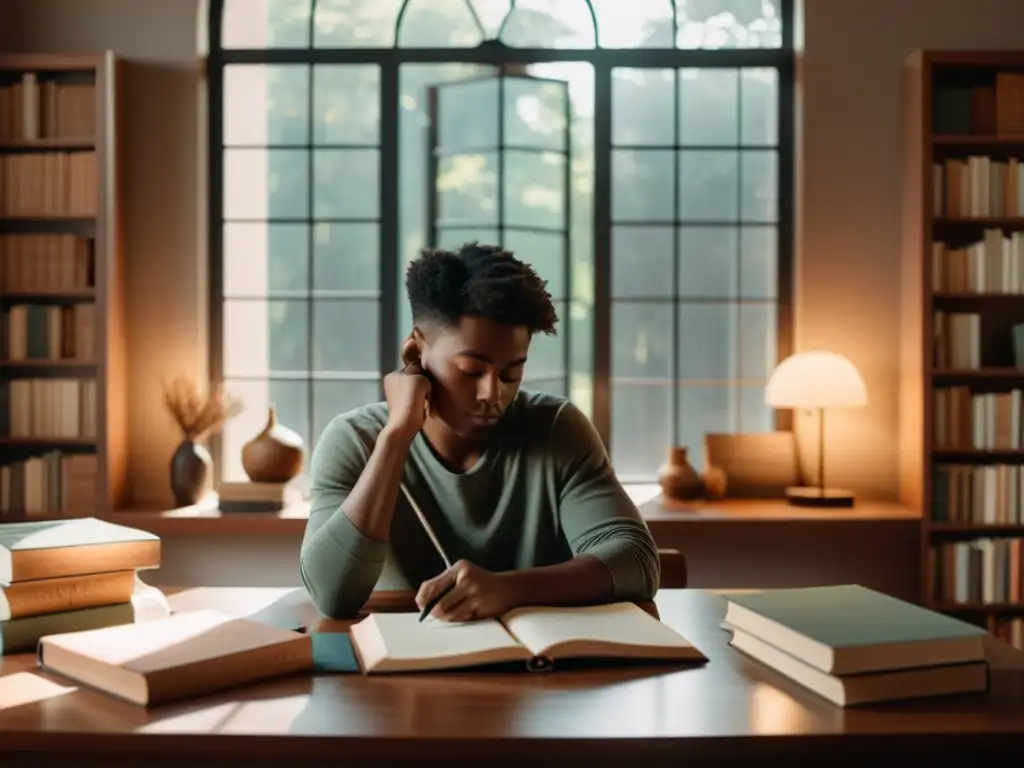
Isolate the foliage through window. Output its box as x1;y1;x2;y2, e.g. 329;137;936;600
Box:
209;0;794;489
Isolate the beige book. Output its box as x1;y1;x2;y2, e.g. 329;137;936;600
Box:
350;601;707;674
729;629;989;707
0;570;136;621
37;608;313;706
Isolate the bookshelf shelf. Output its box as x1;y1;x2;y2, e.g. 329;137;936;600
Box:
902;51;1024;644
0;52;126;522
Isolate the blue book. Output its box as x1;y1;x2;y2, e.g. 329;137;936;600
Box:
722;584;988;676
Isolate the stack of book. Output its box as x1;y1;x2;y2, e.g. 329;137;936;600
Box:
722;584;991;706
217;481;301;513
0;516;163;654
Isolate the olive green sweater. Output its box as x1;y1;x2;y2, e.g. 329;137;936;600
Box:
299;390;660;619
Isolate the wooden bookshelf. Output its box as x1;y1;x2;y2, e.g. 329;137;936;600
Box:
901;50;1024;650
0;52;126;521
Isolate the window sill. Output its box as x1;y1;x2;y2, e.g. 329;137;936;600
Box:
106;489;921;537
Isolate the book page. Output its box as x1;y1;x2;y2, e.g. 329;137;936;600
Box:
501;602;704;660
366;612;528;664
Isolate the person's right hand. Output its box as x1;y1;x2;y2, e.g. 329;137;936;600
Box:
384;340;432;436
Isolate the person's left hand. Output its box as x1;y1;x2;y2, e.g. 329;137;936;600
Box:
415;560;520;622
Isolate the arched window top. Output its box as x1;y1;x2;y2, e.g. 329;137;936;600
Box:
216;0;783;51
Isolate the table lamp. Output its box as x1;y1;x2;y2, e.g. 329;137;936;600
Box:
765;350;867;507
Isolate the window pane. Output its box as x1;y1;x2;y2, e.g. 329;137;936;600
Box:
678;302;734;379
504;76;568;151
504;150;565;230
612;150;674;222
397;0;486;48
436;227;499;249
225;65;308;146
526;300;566;377
313;0;402;47
499;0;597;49
676;0;783;49
221;378;309;481
312;299;379;372
224;222;308;297
611;302;672;378
437;78;499;150
611;69;674;146
593;0;674;48
611;383;670;477
224;299;310;376
739;303;776;380
521;376;567;398
739;383;773;432
224;149;308;220
437;152;498;226
504;229;566;300
313;149;379;219
676;384;734;470
313;65;380;146
313;222;379;292
742;68;778;145
678;150;737;222
741;150;777;222
222;0;311;49
679;68;738;146
611;225;673;298
678;225;737;298
740;225;776;298
313;380;382;443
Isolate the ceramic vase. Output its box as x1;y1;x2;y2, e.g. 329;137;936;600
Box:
241;405;305;483
657;446;703;500
170;440;212;506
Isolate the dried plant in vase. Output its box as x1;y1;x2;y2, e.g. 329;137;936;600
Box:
163;376;243;506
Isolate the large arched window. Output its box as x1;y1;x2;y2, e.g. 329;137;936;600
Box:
208;0;794;488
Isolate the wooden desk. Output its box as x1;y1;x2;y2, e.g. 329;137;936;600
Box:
0;587;1021;767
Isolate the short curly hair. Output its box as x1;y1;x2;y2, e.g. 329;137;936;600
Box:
405;242;558;335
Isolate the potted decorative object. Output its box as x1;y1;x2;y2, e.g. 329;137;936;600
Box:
163;376;243;506
241;405;305;483
657;446;703;501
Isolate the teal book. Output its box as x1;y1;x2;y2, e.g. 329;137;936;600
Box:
723;585;987;676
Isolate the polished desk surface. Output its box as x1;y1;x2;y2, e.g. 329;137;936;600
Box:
0;586;1022;766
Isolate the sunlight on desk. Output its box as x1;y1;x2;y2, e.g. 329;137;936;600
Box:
167;587;300;616
0;672;76;711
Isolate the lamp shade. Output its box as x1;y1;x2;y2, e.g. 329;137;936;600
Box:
765;351;867;409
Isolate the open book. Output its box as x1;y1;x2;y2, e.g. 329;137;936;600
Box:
349;601;707;674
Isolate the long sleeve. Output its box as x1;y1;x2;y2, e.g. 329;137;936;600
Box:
550;401;661;601
300;415;390;619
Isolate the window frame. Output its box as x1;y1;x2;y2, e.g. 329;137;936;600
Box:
205;0;796;485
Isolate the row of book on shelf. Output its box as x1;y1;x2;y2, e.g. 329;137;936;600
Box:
932;537;1021;607
0;377;98;439
932;463;1024;525
0;234;94;292
0;151;99;217
931;230;1024;293
932;386;1020;450
1;302;97;360
0;450;96;519
932;156;1024;218
932;74;1024;137
0;72;96;141
932;310;1019;371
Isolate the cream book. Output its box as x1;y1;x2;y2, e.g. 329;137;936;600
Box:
37;608;313;706
350;601;707;674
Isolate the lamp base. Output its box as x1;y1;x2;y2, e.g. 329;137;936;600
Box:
785;486;855;508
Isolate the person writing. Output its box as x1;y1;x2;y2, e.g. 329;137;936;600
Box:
300;242;660;621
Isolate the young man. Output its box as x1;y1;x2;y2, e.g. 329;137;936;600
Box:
300;243;660;620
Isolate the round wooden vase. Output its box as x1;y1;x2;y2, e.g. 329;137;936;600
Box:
241;406;305;483
170;440;212;506
657;446;702;501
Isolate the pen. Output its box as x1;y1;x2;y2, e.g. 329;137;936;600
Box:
398;483;455;623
